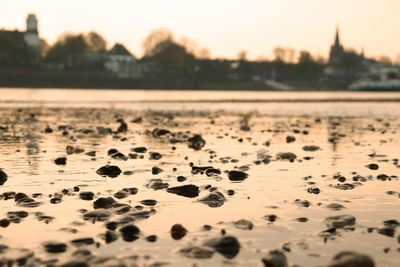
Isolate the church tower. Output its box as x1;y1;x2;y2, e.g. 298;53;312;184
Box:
24;13;40;57
329;26;344;65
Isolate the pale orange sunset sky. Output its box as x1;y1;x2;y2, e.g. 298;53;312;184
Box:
1;0;399;61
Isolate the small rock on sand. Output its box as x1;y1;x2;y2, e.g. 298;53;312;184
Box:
326;251;374;267
228;170;248;181
96;165;122;178
171;224;187;240
261;250;288;267
167;185;199;198
203;235;240;259
0;169;8;185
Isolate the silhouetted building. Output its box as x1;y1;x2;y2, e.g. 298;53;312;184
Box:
0;13;40;65
325;26;366;81
328;27;344;65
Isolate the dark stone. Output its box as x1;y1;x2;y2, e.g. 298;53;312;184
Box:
228;170;248;181
0;169;8;185
117;121;128;133
110;152;128;161
43;241;67;253
93;197;115;209
171;224;187;240
152;167;163;175
83;210;111;222
105;221;118;231
114;189;130;199
177;176;187;182
366;164;379;170
203;236;241;259
286;136;296;143
199;191;226;208
327;251;375;267
188;134;206;150
295;199;310;207
261;250;288;267
96;165;122;178
54;157;67;165
326;215;356;228
145;235;157;242
307;187;320;194
295;217;308;222
377;227;395;237
152;128;171;138
206;168;221;176
303;145;320;151
132;147;147;153
120;224;140;242
79;192;94;200
7;211;28;218
107;148;118;155
149;152;163;160
277;152;297;162
140;199;157;206
0;219;10;227
167;185;200;198
227;189;235;196
50;197;62;204
264;214;278;222
70;238;94;246
105;230;118;243
85;151;96;157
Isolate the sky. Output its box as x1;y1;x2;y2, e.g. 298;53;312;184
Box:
1;0;400;61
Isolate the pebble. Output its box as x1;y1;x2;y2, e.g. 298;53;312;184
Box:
303;145;320;151
326;215;356;228
119;224;140;242
54;157;67;165
167;184;199;198
79;191;94;200
261;250;288;267
277;152;297;162
105;230;118;243
199;191;226;207
93;197;116;209
171;224;187;240
326;251;375;267
43;241;67;253
228;170;248;181
203;235;241;259
179;245;215;259
96;165;122;178
188;134;206;150
366;163;379;170
0;169;8;185
233;219;253;230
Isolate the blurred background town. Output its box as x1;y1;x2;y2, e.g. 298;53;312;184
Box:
1;13;399;91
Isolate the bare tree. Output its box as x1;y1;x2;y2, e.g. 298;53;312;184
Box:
142;28;174;57
85;31;107;52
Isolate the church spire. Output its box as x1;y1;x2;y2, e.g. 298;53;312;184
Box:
334;25;340;47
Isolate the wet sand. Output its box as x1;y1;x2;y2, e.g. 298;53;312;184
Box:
0;103;399;266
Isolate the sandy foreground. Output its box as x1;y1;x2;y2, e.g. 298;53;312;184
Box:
0;106;399;267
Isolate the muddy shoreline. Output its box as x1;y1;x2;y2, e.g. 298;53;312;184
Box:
0;106;399;266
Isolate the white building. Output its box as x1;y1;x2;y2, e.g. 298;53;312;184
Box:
24;14;40;51
104;43;143;79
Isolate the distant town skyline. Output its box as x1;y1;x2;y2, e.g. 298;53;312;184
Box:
1;0;400;62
